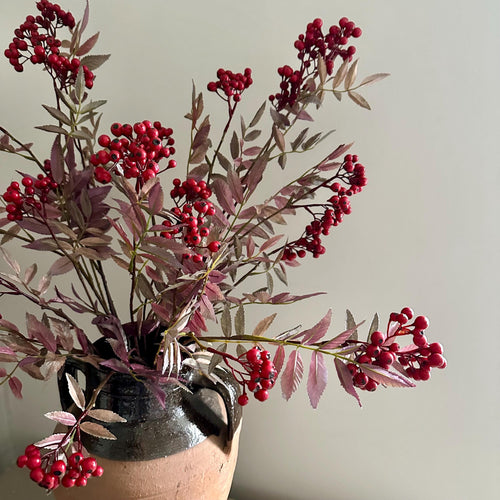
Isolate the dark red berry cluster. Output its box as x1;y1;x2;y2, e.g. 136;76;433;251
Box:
91;120;176;188
207;68;253;103
347;308;446;392
4;1;94;89
269;17;362;110
236;347;278;405
282;154;367;260
17;444;103;491
2;160;58;221
165;178;220;261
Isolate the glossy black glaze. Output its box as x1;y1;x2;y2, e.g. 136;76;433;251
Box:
58;356;242;461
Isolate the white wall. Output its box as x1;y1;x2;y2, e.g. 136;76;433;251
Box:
1;1;498;499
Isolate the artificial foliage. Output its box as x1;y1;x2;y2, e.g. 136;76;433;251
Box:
0;1;446;493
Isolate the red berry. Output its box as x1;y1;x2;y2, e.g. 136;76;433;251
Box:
75;475;87;487
429;342;443;354
92;465;104;477
207;240;221;253
413;315;429;330
26;455;42;470
80;457;97;474
51;460;66;476
254;389;269;401
68;452;84;468
428;353;445;368
238;394;249;406
62;474;76;488
16;455;28;468
29;467;45;484
370;331;385;345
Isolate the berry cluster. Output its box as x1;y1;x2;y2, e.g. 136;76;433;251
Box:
16;444;103;491
347;308;446;392
2;160;58;221
270;17;362;110
91;120;176;188
207;68;253;103
165;178;220;261
236;347;278;405
4;1;94;89
282;154;367;260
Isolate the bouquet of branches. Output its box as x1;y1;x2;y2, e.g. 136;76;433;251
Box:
0;0;446;492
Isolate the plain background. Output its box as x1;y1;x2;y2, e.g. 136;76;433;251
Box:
0;1;499;499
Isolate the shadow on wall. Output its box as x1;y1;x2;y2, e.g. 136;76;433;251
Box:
230;486;342;500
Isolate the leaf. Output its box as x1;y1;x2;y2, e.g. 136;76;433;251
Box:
235;304;245;336
348;91;371;110
321;321;365;349
80;54;110;71
281;350;304;401
273;345;286;375
317;55;327;85
23;263;38;285
87;409;127;423
334;358;361;406
43;105;72;126
208;343;226;374
35;124;68;135
331;59;349;89
259;234;283;253
35;433;68;449
26;313;57;352
244;129;262;142
344;59;359;89
147;181;164;215
221;304;231;338
80;421;117;440
81;0;90;33
346;309;358;341
8;376;22;399
66;373;86;410
302;309;332;345
80;99;106;114
44;411;77;426
360;73;390;86
291;128;309;151
368;313;379;341
307;351;328;408
227;167;244;203
212;178;235;215
230;131;239;159
0;247;20;275
272;125;286;152
245;155;268;195
251;313;277;337
360;364;416;388
216;152;232;171
48;256;74;276
76;32;100;57
249;101;266;127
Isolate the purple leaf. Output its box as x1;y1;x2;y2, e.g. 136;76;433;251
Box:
259;234;284;253
334;358;362;406
81;0;90;32
227;168;244;203
307;351;328;408
147;181;164;215
273;345;286;375
50;136;64;184
245;155;268;195
76;328;92;353
151;303;172;323
76;32;100;57
321;321;365;349
66;373;86;410
212;178;236;215
327;143;354;161
100;358;130;373
296;110;314;121
281;350;304;401
48;256;74;276
8;376;23;399
44;410;77;426
144;380;167;408
359;364;416;388
0;367;7;377
26;313;57;352
301;309;332;345
242;146;262;157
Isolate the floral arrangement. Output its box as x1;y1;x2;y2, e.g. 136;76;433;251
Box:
0;0;446;493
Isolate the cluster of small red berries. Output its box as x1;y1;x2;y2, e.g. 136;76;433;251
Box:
236;347;278;405
4;2;94;89
16;444;103;491
164;178;221;261
91;120;176;187
347;308;446;392
282;154;366;261
270;17;362;110
207;68;253;103
2;160;58;221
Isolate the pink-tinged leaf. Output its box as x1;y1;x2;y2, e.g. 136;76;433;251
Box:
245;155;268;195
360;364;415;388
259;234;284;253
0;247;20;275
81;0;90;32
50;136;64;184
66;373;86;410
281;350;304;401
334;358;361;407
147;181;164;215
301;309;332;345
76;328;92;353
0;346;16;356
48;256;74;276
80;421;117;440
151;303;172;323
307;351;328;409
212;178;236;215
296;110;314;121
76;32;100;57
327;143;354;161
272;125;286;152
144;381;166;409
35;433;68;449
87;409;127;423
273;345;286;375
251;313;277;337
321;321;365;349
360;73;390;87
24;263;38;285
348;91;371;110
44;410;77;426
242;146;262;157
246;235;255;258
227;167;244;203
99;358;130;374
8;376;22;399
26;313;57;352
0;318;20;333
145;265;163;282
396;343;419;354
0;367;7;377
